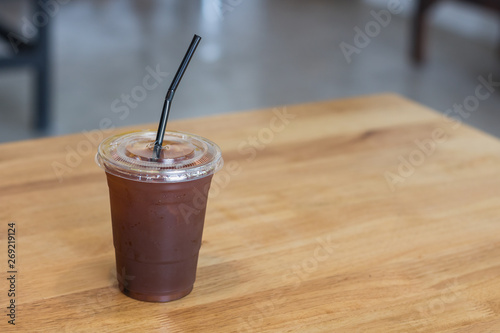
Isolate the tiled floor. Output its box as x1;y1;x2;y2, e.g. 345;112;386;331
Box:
0;0;499;143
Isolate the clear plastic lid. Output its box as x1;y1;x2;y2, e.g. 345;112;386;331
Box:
96;130;223;182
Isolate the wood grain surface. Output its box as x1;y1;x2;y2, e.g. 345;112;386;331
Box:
1;94;500;332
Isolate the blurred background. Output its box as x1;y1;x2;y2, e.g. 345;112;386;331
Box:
0;0;499;143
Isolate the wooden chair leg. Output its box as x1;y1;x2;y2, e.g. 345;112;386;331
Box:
411;0;438;64
34;0;51;131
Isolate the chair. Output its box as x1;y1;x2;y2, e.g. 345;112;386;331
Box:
412;0;500;63
0;0;50;131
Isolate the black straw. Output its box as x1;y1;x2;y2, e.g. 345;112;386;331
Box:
153;34;202;159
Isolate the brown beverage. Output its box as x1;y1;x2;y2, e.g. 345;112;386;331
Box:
96;130;223;302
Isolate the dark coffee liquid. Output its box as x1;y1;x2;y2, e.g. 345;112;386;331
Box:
106;172;213;302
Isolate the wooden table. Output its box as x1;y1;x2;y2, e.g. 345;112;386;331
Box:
2;94;500;332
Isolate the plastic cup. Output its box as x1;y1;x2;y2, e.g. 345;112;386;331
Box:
96;130;223;302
